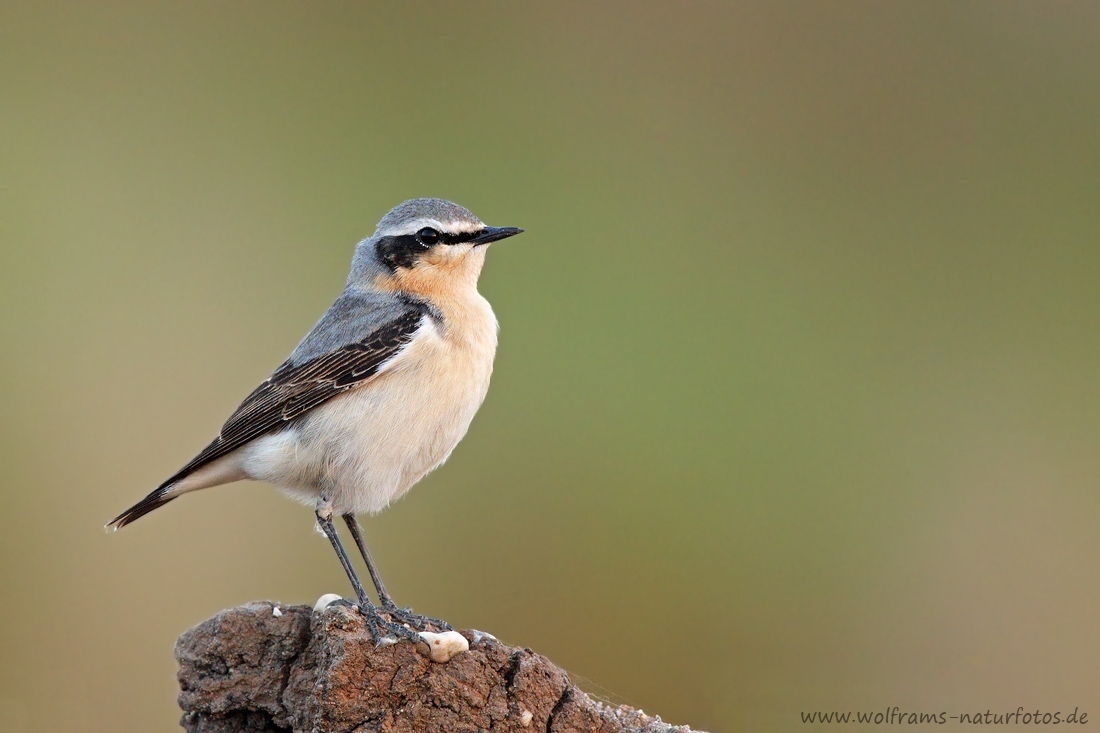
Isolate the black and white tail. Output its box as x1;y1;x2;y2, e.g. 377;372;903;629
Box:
105;481;179;530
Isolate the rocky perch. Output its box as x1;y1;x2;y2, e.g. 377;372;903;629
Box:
176;601;704;733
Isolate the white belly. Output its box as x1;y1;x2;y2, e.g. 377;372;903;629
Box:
242;308;497;514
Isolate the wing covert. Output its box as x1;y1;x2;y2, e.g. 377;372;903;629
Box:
165;308;425;486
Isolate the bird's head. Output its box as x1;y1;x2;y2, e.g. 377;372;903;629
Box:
350;198;522;299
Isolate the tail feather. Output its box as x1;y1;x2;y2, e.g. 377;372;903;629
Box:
106;484;178;530
107;450;248;531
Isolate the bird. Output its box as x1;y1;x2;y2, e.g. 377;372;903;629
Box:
108;198;523;641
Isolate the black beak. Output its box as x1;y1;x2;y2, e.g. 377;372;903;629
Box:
469;226;524;245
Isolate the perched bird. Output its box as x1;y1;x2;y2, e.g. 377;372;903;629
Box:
108;198;523;640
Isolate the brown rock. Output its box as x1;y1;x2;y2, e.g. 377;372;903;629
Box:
175;601;704;733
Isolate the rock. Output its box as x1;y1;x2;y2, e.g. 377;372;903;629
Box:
416;629;470;663
312;594;342;613
176;601;705;733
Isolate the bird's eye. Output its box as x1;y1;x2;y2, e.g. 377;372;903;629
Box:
416;227;440;246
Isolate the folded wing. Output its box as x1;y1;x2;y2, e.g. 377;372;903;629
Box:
107;306;426;528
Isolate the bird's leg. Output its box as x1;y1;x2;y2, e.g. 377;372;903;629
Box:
342;513;453;632
340;513;392;605
314;507;418;644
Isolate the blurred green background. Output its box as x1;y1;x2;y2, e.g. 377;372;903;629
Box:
2;2;1099;731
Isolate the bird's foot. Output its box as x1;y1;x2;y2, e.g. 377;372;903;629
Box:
329;598;422;644
379;602;453;633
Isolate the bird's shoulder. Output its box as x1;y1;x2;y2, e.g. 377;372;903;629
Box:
288;287;429;365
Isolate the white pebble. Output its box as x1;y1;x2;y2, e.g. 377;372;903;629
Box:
417;630;469;663
313;593;344;613
520;709;534;727
272;606;283;617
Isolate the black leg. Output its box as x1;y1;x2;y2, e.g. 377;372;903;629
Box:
342;513;453;632
317;511;371;605
342;513;393;606
315;510;418;643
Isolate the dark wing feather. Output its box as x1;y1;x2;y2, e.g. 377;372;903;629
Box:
107;309;424;528
177;308;425;480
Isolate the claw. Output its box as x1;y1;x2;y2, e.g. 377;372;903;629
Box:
380;603;453;632
359;603;421;643
375;633;402;649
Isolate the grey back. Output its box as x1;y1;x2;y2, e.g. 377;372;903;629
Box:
288;287;415;366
